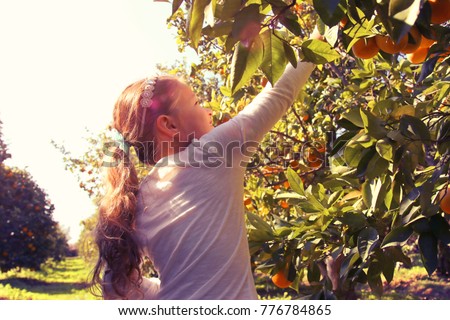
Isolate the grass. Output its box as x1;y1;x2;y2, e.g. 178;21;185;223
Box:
0;257;98;300
1;254;448;300
358;254;450;300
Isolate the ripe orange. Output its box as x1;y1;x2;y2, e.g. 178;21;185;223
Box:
272;266;293;288
401;27;422;54
352;37;380;59
407;47;429;64
339;16;348;28
439;186;450;214
244;197;252;206
375;34;408;54
420;35;436;48
289;160;300;169
428;0;450;24
280;200;289;209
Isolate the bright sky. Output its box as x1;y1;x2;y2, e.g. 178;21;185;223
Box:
0;0;188;243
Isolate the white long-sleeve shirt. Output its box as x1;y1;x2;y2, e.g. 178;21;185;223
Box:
133;60;315;299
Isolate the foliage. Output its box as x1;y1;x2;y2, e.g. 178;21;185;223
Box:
0;119;68;272
166;0;450;299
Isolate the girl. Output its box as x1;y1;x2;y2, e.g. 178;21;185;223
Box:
92;33;320;300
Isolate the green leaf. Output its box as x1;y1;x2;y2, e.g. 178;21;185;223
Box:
231;4;262;44
202;22;233;38
214;0;241;20
344;142;365;167
286;167;305;196
230;35;264;94
260;30;288;84
338;212;367;233
379;252;396;283
357;227;379;261
376;138;393;161
187;0;211;50
313;0;345;26
283;42;297;68
342;108;364;128
301;39;341;64
360;109;388;139
407;216;431;234
247;212;274;242
279;15;303;36
365;154;389;180
430;214;450;245
381;225;414;248
399;115;431;141
418;232;438;276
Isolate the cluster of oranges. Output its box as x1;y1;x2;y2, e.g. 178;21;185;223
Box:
350;0;450;63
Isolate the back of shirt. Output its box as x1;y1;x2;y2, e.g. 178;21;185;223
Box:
136;143;257;299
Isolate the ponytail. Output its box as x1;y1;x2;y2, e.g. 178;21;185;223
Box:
91;145;143;299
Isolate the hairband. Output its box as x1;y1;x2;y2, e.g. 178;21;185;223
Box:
111;128;131;156
139;77;158;138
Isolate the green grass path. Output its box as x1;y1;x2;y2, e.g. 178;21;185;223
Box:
0;257;98;300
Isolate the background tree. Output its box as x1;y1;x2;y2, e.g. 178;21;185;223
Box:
0;119;69;272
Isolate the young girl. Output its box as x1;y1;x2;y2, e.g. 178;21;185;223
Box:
92;34;320;300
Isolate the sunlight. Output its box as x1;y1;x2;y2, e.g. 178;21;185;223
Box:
0;0;182;243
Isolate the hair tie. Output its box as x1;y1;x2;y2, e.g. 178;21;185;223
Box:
139;77;158;138
111;128;131;156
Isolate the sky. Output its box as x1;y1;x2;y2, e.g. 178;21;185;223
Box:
0;0;188;243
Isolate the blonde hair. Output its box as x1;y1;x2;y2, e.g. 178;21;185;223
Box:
91;75;184;299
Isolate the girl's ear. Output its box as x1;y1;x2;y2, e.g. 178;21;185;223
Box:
155;115;178;137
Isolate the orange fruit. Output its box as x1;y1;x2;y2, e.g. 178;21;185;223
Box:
280;200;289;209
401;27;423;54
271;267;293;288
283;181;290;189
420;35;436;48
352;37;380;59
375;34;408;54
428;0;450;24
339;16;348;28
244;197;252;206
439;186;450;214
290;160;300;169
407;47;429;64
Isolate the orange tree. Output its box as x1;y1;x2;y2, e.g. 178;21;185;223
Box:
165;0;450;298
0;120;68;272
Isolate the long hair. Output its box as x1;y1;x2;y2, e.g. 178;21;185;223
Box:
91;76;184;299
